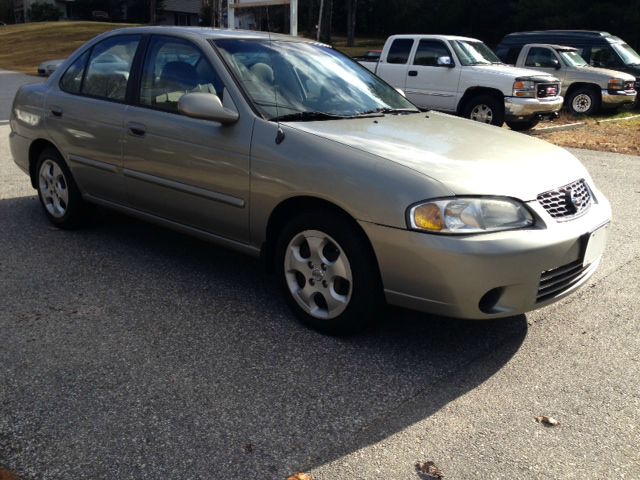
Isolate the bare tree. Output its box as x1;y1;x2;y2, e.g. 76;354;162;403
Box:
346;0;357;47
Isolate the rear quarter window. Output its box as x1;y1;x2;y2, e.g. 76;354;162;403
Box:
387;39;414;64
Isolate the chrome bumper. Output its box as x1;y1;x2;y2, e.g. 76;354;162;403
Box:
601;89;637;107
359;189;611;320
505;96;563;120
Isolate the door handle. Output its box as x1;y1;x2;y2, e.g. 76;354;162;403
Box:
50;106;63;117
408;70;418;77
127;122;146;137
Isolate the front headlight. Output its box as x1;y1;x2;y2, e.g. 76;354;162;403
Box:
408;197;534;234
607;78;625;91
513;80;536;98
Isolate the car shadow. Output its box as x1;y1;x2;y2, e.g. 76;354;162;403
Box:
0;197;528;479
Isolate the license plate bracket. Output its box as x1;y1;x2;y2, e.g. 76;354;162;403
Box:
582;223;609;267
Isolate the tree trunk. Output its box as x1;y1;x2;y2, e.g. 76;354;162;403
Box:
149;0;156;24
316;0;324;41
319;0;332;43
346;0;357;47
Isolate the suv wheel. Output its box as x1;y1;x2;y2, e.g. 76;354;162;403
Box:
276;210;381;334
567;87;601;115
463;95;505;127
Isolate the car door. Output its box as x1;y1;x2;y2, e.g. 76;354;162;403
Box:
45;34;142;203
404;39;461;111
122;35;251;243
376;38;415;92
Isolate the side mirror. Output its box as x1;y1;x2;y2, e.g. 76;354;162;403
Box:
437;56;454;67
178;92;239;125
552;59;561;70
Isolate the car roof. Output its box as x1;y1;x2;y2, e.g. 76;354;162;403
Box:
506;30;612;38
99;26;324;44
389;34;480;42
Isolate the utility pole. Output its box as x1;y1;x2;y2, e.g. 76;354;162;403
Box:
316;0;324;41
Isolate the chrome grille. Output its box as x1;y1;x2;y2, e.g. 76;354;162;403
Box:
536;82;559;98
537;259;590;303
537;179;591;220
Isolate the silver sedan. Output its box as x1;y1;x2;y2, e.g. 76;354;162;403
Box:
9;27;611;334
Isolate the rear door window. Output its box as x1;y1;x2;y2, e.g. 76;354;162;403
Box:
386;39;414;64
81;35;141;102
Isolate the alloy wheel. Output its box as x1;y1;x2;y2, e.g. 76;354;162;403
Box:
470;104;493;123
38;159;69;218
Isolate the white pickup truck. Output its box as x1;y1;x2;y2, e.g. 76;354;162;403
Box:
359;34;564;130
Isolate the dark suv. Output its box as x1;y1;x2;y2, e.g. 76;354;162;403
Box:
496;31;640;98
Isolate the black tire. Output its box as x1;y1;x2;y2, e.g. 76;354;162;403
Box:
275;210;382;335
506;118;540;131
35;147;87;229
566;87;601;115
462;94;505;127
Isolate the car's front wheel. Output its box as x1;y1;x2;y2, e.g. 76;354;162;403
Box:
567;87;601;115
276;210;381;334
36;148;87;228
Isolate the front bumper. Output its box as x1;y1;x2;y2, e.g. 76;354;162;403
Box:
505;96;563;121
360;188;611;320
601;89;637;107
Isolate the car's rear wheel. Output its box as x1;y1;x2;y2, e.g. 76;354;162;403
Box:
276;210;381;334
463;95;505;127
567;87;601;115
36;148;87;228
506;118;540;131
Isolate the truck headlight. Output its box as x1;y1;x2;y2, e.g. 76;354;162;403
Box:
513;80;536;98
408;197;534;234
607;78;626;91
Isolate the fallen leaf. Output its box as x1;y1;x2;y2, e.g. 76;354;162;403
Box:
535;415;560;426
287;473;314;480
0;468;21;480
243;443;254;453
415;460;444;479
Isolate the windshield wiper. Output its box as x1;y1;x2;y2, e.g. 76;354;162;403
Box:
271;111;350;122
357;107;418;116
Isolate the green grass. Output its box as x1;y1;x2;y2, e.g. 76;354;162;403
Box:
0;21;138;74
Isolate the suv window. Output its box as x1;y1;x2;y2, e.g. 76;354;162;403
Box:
413;40;451;66
525;47;558;68
140;36;225;113
60;50;90;94
387;39;414;64
82;35;141;101
589;46;620;68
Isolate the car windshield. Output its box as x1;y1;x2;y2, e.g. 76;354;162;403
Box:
213;39;418;120
558;50;588;67
611;43;640;65
450;40;502;66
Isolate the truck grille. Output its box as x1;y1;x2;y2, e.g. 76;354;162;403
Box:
537;259;590;303
536;83;559;98
537;179;591;220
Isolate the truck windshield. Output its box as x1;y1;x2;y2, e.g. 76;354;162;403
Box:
213;39;418;121
558;50;588;67
450;40;502;66
611;43;640;66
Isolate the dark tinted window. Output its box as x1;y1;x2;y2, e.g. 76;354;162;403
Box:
82;35;141;101
589;46;621;68
496;46;522;65
413;40;451;66
60;50;89;94
140;36;224;113
525;47;558;68
387;39;414;64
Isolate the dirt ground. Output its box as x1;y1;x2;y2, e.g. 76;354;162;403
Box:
531;114;640;156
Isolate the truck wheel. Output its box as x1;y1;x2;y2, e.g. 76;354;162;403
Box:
506;118;540;131
567;87;601;115
276;210;382;335
463;95;505;127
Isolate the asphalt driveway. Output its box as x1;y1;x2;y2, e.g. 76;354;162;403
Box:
0;72;638;479
0;70;43;122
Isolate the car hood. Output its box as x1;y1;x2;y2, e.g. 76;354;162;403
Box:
581;65;637;82
285;112;589;201
474;64;559;81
